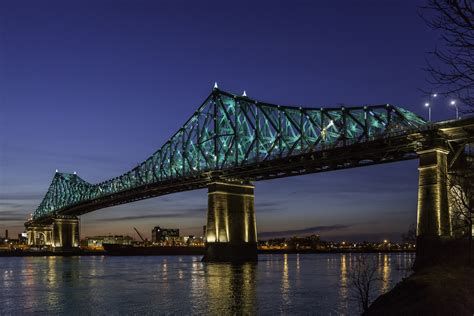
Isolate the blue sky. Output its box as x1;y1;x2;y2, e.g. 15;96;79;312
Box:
0;0;456;241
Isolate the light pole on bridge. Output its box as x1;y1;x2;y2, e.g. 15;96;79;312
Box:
424;102;431;122
424;93;437;122
450;100;459;120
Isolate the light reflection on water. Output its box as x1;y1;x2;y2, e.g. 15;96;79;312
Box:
381;253;391;294
0;253;414;314
339;253;348;307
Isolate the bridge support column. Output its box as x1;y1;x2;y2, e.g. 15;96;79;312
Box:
52;215;80;250
26;224;53;247
203;181;257;262
417;148;451;237
416;147;452;266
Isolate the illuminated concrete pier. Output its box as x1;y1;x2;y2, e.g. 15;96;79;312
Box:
26;223;53;247
416;147;451;237
26;215;80;250
51;215;80;250
203;180;257;262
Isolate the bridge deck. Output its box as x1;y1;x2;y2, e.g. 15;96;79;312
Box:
27;89;474;224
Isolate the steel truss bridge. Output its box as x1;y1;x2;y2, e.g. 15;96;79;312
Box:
29;88;473;225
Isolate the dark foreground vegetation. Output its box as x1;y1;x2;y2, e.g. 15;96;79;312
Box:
366;238;474;315
367;265;474;315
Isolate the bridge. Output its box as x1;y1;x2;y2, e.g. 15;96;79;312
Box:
25;87;474;261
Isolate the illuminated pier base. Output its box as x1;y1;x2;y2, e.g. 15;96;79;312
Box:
26;215;80;250
26;224;53;247
416;148;451;237
203;181;257;262
416;148;452;265
51;215;80;250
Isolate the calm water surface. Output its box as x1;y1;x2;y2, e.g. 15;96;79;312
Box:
0;253;414;315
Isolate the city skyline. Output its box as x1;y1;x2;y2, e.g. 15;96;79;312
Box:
0;0;458;241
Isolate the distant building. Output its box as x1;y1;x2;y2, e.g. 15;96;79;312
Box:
84;235;133;248
182;235;193;245
286;235;319;249
18;233;27;244
152;226;179;243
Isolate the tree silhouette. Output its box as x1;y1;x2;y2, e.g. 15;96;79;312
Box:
402;223;417;245
348;255;384;313
446;163;474;265
420;0;474;111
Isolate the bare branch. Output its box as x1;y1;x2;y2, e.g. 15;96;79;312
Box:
348;255;385;313
421;0;474;110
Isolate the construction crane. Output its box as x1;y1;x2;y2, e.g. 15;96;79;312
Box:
133;227;146;243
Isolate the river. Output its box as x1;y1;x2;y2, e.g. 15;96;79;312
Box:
0;253;414;315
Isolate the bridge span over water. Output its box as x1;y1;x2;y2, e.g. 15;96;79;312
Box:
26;88;474;261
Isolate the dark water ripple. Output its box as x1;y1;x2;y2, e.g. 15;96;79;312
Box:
0;253;414;315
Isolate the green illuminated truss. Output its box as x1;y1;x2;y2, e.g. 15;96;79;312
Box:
33;88;426;219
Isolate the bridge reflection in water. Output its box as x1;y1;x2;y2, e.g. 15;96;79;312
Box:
0;254;415;314
204;263;257;315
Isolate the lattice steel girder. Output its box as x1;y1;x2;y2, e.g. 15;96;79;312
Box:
32;88;428;220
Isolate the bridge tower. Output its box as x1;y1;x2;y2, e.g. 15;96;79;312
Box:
203;180;258;262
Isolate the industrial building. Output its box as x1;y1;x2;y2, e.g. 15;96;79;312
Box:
83;235;133;249
152;226;179;244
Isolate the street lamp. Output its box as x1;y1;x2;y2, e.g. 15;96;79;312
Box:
450;100;459;120
424;102;431;121
424;93;437;122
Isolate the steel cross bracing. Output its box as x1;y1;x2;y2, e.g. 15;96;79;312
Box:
32;88;427;220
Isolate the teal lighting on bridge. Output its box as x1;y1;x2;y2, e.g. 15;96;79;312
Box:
33;88;426;220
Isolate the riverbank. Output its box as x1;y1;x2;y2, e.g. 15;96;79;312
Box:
0;249;105;257
367;264;474;315
258;249;414;254
0;248;415;257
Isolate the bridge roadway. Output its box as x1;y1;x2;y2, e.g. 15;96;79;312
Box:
25;88;474;261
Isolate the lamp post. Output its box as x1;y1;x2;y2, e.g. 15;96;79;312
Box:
424;93;437;122
424;102;431;121
450;100;459;120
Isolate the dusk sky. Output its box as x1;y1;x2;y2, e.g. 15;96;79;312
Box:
0;1;458;241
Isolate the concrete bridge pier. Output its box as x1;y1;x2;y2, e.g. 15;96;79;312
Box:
26;224;53;247
51;215;80;250
203;180;258;262
26;215;80;250
416;147;451;237
416;147;451;263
